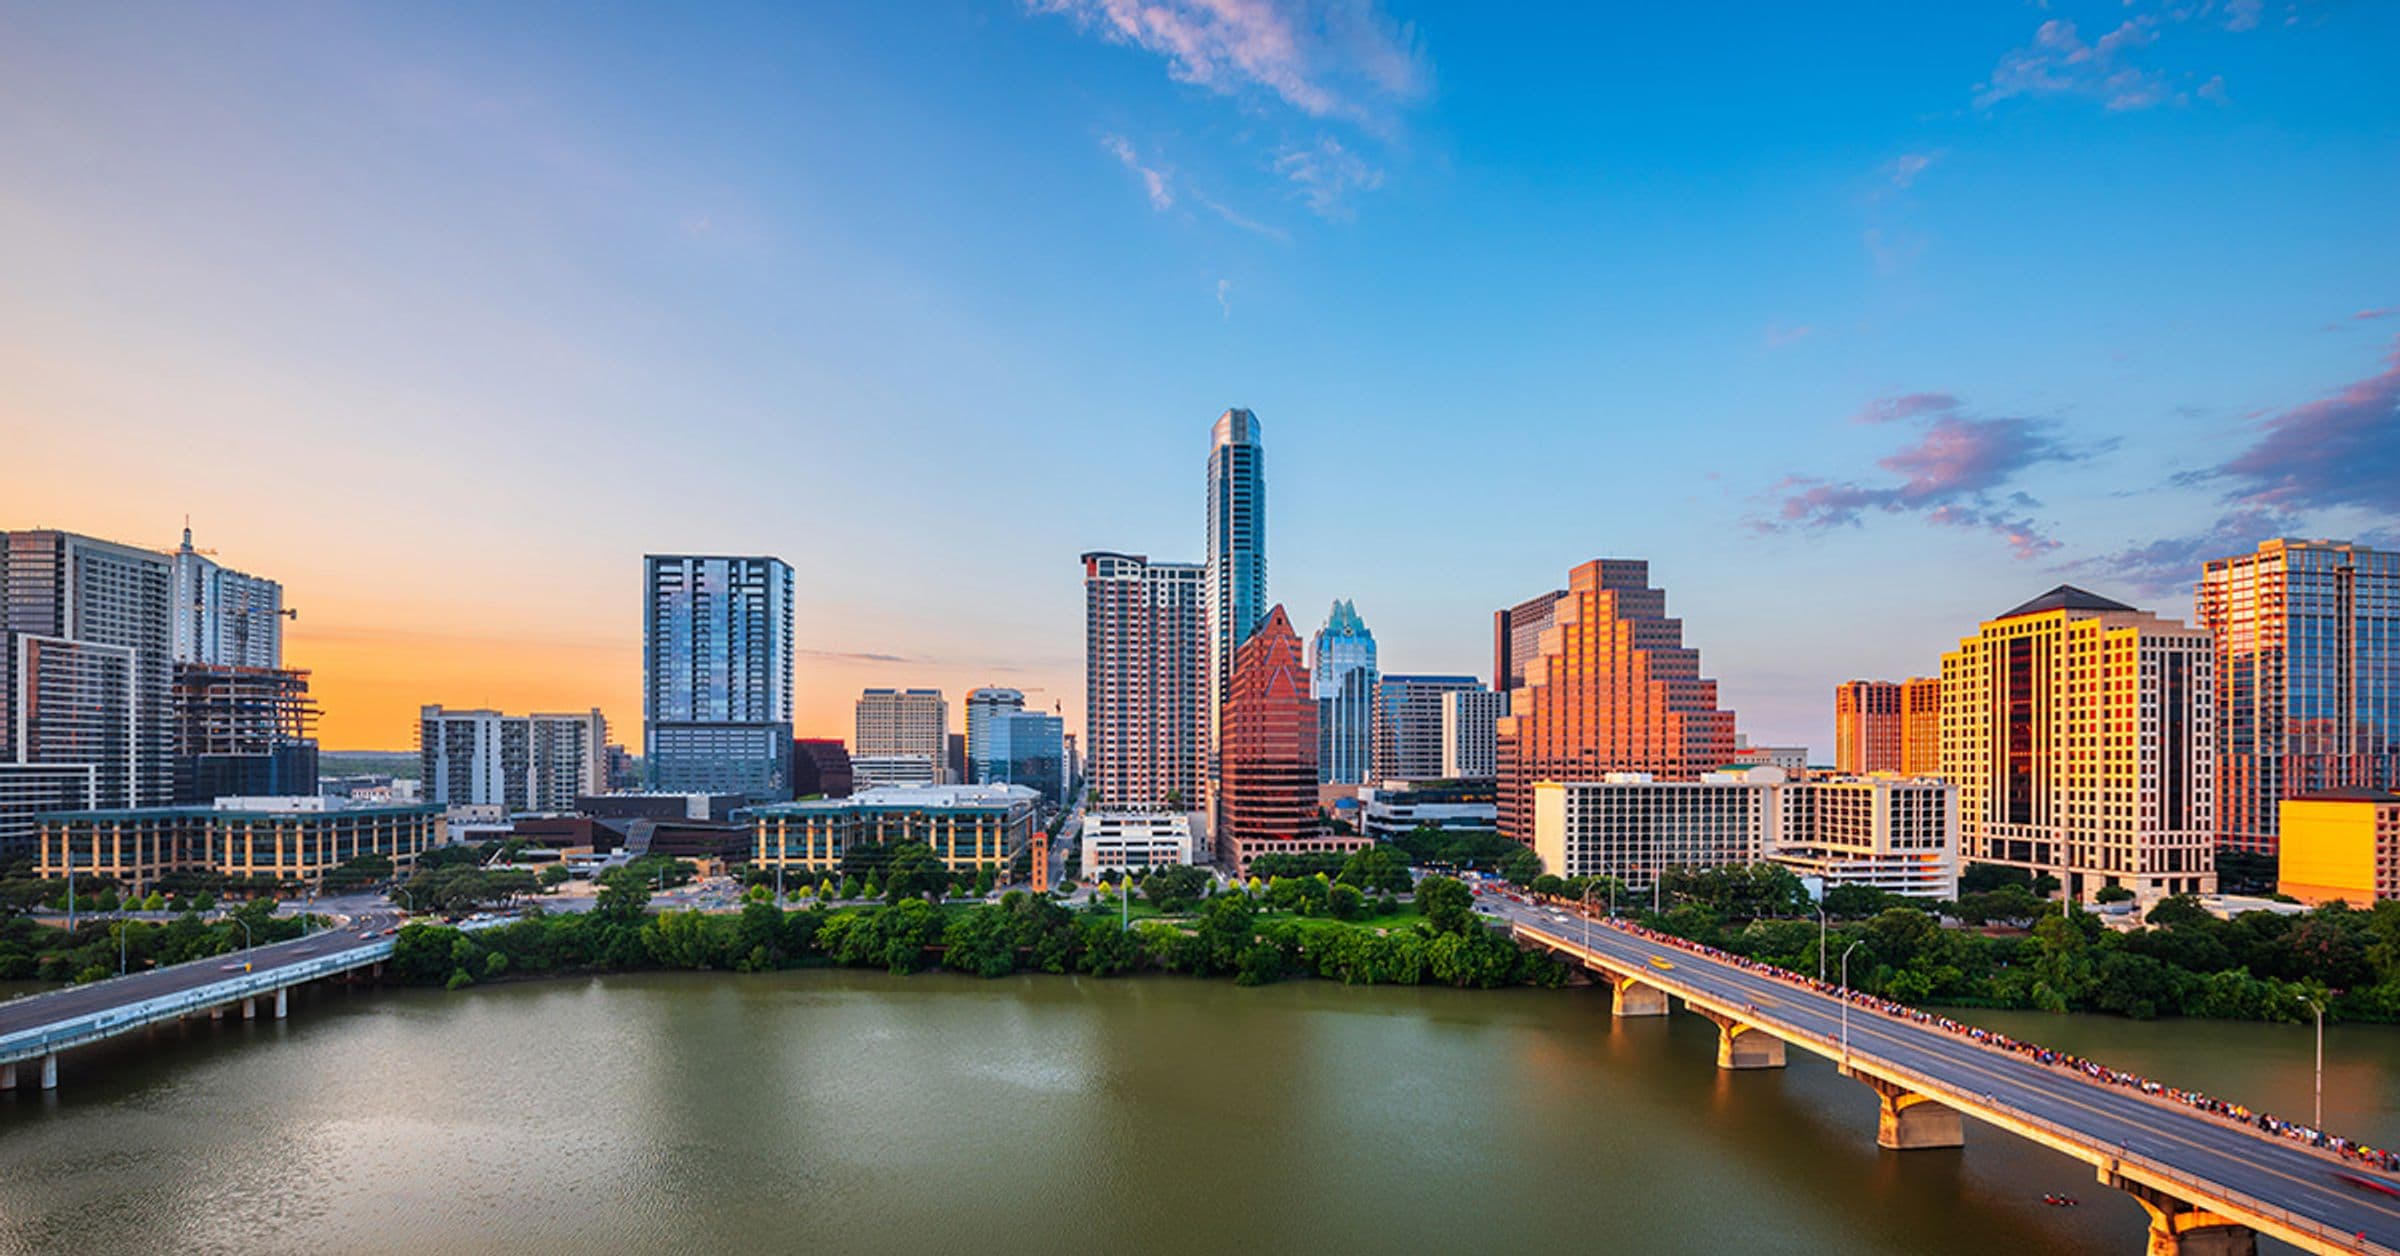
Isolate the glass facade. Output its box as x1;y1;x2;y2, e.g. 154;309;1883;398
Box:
643;555;794;801
1309;599;1376;784
2201;539;2400;854
1207;409;1267;777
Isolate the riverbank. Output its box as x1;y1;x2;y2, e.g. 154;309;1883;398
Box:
386;886;1567;992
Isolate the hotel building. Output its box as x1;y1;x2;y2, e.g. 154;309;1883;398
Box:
1531;768;1957;899
1940;585;2215;902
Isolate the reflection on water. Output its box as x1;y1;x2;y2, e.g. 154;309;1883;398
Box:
2;972;2393;1255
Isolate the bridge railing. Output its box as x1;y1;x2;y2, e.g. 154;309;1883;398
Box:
1858;1049;2392;1256
0;939;394;1066
1517;917;2392;1255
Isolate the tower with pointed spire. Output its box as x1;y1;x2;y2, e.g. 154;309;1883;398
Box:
1310;599;1377;785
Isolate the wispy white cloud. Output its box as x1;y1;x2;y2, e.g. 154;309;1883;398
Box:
1274;136;1382;220
1884;150;1941;190
1215;278;1232;318
1028;0;1427;128
1974;1;2292;113
1100;133;1174;209
1764;322;1816;348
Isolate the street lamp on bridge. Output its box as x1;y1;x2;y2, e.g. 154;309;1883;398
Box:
1839;940;1864;1076
2298;994;2324;1132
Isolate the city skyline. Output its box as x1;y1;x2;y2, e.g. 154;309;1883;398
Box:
4;3;2395;754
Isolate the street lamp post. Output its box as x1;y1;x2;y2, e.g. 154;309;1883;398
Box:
1817;901;1829;983
1839;940;1864;1075
2300;995;2324;1131
1581;882;1596;955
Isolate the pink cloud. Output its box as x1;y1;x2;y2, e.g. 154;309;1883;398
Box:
1029;0;1427;126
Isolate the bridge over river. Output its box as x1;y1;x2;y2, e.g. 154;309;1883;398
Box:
0;910;404;1091
1490;896;2400;1255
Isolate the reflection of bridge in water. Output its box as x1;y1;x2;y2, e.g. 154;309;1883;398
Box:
1493;899;2398;1256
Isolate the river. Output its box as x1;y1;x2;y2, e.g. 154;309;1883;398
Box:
1;972;2394;1255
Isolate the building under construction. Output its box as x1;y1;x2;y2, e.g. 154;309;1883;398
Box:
172;663;319;803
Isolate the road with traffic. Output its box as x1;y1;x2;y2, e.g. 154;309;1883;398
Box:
1481;894;2400;1252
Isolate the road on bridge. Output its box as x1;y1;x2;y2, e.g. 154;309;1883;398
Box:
0;907;402;1045
1483;896;2400;1252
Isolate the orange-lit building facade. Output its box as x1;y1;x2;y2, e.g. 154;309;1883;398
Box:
1495;559;1738;841
1833;676;1942;776
1220;605;1366;874
1833;680;1903;774
1901;675;1942;776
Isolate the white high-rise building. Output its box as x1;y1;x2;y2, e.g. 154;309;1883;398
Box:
1440;687;1505;779
171;526;284;668
419;706;608;812
1;530;175;813
1374;674;1481;781
856;688;949;782
1082;551;1205;810
1941;585;2215;903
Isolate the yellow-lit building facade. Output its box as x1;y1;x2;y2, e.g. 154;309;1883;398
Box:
2277;791;2400;906
1940;586;2215;903
752;784;1035;875
37;803;441;892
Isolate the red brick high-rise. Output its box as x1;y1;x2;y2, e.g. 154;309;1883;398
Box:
1495;560;1738;841
1221;604;1366;874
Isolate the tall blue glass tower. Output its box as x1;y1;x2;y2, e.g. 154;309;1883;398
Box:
643;553;795;801
1311;600;1377;784
1206;408;1267;779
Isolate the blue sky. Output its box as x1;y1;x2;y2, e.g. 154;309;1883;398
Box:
2;0;2395;751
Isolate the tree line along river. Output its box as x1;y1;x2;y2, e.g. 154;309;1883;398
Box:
0;971;2394;1255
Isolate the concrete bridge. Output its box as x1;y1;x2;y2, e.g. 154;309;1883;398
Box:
1491;898;2400;1256
0;913;401;1092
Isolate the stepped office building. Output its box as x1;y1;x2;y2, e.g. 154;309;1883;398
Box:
2199;539;2400;856
643;554;794;801
1496;559;1738;841
1941;586;2215;902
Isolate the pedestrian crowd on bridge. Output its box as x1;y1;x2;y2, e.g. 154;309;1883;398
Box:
1541;901;2400;1177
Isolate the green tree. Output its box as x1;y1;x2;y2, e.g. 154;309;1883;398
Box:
882;841;951;903
1415;876;1475;935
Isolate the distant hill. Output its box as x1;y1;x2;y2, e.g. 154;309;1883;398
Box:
318;750;420;780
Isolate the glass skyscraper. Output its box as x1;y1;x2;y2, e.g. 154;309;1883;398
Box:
1309;599;1376;785
1206;408;1267;782
643;554;795;801
2200;538;2400;855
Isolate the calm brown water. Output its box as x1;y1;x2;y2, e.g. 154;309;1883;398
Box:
1;973;2394;1255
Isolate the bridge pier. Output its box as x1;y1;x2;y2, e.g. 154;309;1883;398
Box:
274;987;288;1019
1608;975;1668;1018
1856;1073;1963;1149
1695;1008;1786;1069
38;1053;56;1090
2109;1174;2256;1256
241;997;256;1021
